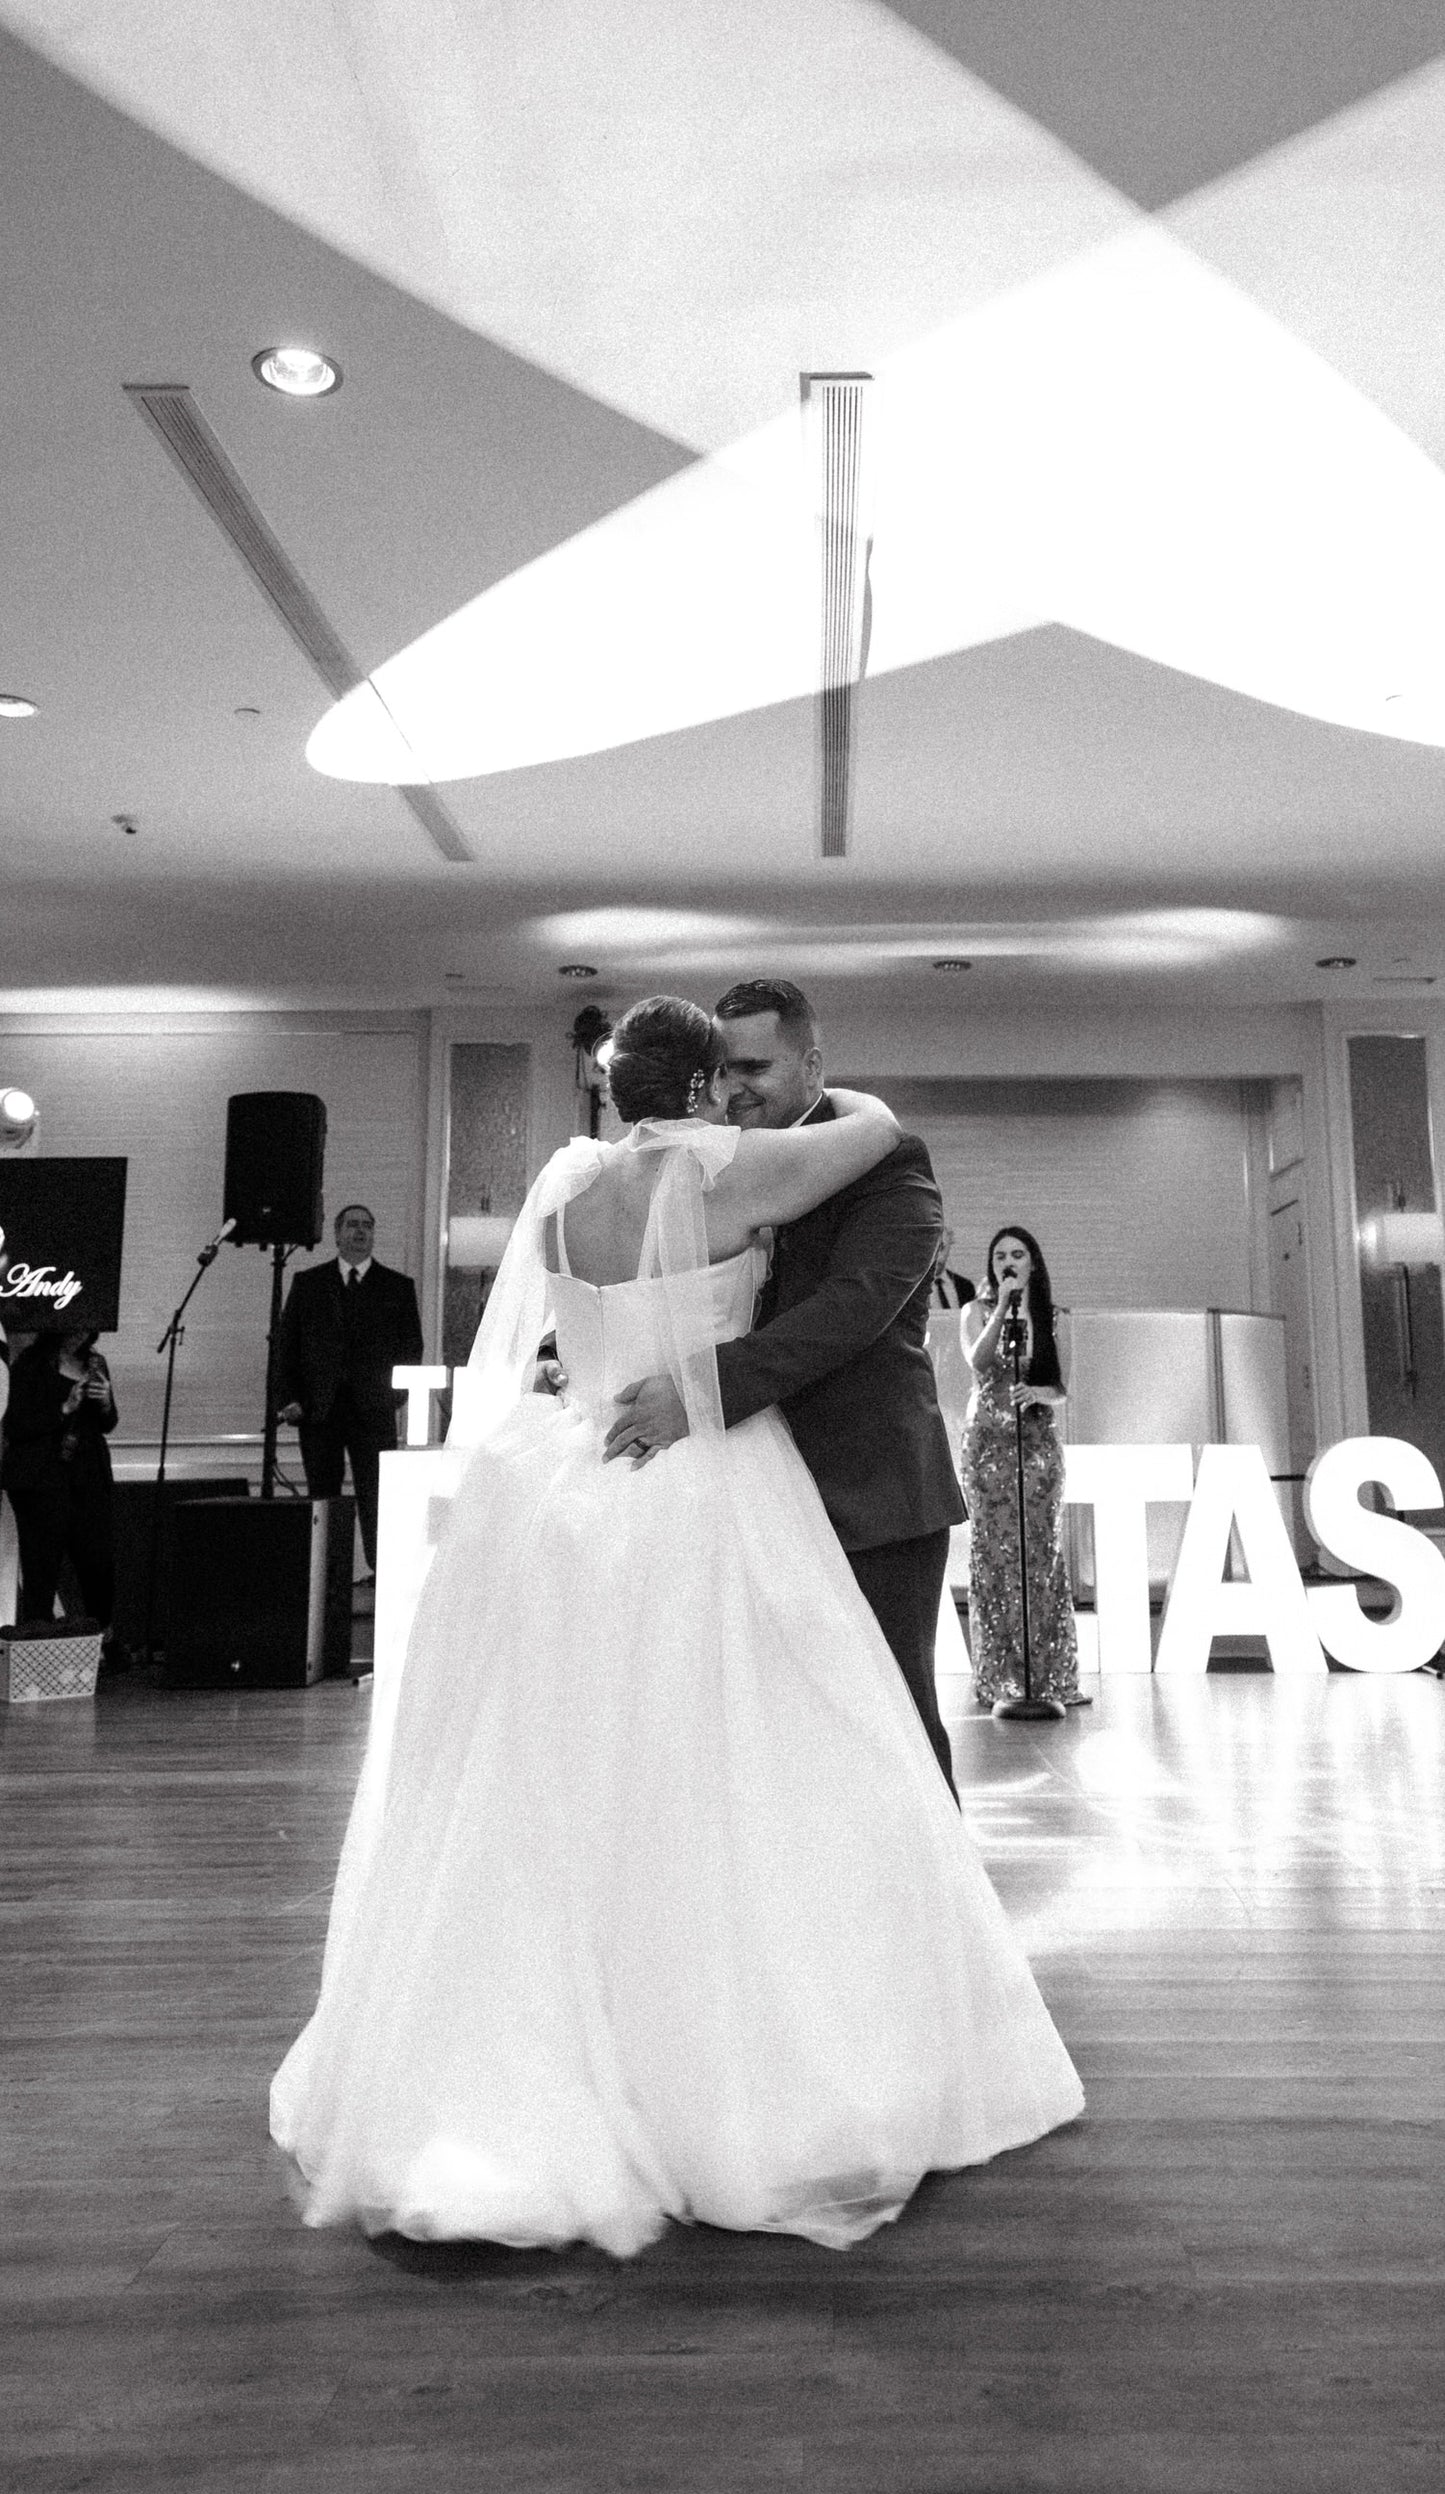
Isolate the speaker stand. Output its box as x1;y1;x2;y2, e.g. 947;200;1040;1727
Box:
260;1241;289;1501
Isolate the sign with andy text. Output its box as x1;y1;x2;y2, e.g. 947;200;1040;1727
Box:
0;1158;128;1333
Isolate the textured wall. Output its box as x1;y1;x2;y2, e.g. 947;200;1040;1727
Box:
877;1075;1265;1315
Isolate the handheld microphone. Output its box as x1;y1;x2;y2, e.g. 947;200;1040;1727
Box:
998;1282;1027;1358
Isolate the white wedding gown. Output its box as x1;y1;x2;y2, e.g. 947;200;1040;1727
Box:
271;1125;1082;2254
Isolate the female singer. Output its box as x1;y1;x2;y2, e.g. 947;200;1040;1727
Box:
961;1227;1085;1709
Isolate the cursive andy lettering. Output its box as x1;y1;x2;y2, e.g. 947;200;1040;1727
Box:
0;1261;84;1311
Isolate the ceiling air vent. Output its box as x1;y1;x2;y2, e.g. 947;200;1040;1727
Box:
123;383;472;864
803;373;873;859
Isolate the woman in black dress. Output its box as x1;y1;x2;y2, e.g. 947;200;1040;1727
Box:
2;1329;121;1656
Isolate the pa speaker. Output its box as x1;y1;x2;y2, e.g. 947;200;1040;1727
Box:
163;1497;353;1687
223;1092;326;1248
109;1475;251;1654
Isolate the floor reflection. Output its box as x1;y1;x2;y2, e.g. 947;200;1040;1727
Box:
943;1673;1445;1949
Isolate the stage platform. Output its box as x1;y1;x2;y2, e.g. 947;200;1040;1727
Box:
4;1670;1444;2492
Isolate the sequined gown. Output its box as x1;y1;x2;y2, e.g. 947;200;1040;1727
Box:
960;1354;1080;1705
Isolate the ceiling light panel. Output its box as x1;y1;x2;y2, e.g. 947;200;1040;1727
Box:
252;346;341;397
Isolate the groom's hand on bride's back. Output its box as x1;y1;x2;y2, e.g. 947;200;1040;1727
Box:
603;1373;689;1464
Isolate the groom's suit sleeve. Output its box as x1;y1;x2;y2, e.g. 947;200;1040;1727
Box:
714;1137;941;1427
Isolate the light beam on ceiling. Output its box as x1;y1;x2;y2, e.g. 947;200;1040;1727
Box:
307;222;1445;790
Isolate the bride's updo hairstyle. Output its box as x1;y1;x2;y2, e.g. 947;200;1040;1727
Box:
606;994;721;1124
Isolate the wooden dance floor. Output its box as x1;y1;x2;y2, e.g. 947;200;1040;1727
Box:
5;1666;1445;2492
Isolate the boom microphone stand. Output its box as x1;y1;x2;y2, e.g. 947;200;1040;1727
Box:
992;1294;1066;1724
141;1215;235;1664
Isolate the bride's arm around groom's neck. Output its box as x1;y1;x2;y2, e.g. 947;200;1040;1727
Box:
718;1087;899;1232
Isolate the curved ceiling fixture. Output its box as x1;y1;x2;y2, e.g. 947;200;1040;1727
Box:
523;906;1292;983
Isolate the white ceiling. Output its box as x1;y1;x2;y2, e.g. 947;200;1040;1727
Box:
4;1;1445;1013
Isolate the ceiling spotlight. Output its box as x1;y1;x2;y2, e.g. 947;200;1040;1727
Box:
558;963;599;980
931;957;973;972
0;694;37;719
1315;955;1357;970
251;346;342;398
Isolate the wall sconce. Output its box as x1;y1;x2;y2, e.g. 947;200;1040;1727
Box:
1358;1209;1445;1266
0;1087;39;1155
1358;1204;1443;1402
569;1006;613;1139
445;1214;518;1271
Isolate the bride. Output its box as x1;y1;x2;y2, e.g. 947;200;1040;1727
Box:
271;996;1082;2255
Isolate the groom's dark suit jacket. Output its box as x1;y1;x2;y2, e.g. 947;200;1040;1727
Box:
714;1098;964;1553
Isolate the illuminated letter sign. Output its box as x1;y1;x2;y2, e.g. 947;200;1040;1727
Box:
1155;1444;1326;1674
392;1366;451;1447
1304;1437;1445;1673
387;1377;1445;1681
1063;1444;1193;1674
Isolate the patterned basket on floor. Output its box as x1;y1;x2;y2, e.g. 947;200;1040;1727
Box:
0;1619;104;1702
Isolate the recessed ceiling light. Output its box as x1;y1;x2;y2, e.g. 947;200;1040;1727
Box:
1315;955;1357;970
558;963;599;979
0;694;37;719
931;957;973;972
251;346;341;398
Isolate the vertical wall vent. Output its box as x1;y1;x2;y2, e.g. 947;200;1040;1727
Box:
803;372;873;859
124;383;472;864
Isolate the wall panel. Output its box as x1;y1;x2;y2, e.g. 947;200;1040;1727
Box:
873;1076;1264;1314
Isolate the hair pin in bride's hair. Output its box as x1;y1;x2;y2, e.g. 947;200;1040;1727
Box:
686;1068;706;1114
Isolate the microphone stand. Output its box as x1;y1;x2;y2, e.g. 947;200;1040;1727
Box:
992;1296;1066;1724
140;1227;229;1666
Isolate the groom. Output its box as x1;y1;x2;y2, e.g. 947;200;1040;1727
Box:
605;978;962;1792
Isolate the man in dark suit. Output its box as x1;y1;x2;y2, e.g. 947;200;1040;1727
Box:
605;980;962;1792
932;1229;975;1312
276;1203;423;1576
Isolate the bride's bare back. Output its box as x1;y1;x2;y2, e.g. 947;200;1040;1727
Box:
549;1093;900;1287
